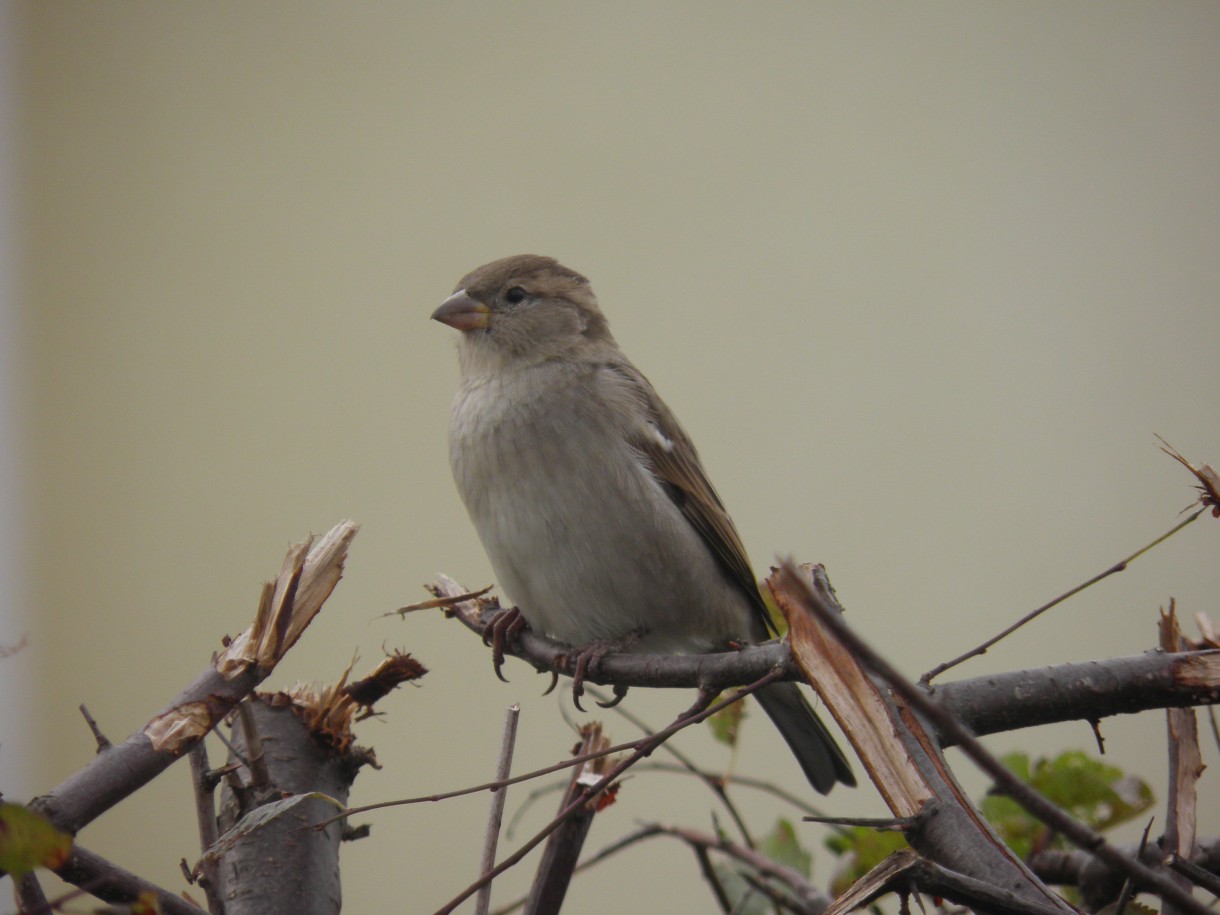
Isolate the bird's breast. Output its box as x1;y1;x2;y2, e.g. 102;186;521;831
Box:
446;366;748;650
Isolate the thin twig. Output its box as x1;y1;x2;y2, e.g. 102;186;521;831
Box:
319;691;783;830
432;672;782;915
692;843;735;914
78;704;111;752
921;509;1203;684
628;761;829;824
235;700;270;788
389;585;493;617
1169;852;1220;898
475;705;520;915
491;826;670;915
1113;819;1155;915
802;814;917;830
188;741;225;915
779;561;1213;915
647;823;828;913
584;683;760;849
315;731;640;829
739;870;808;914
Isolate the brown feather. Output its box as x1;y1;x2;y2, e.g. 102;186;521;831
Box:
602;362;777;638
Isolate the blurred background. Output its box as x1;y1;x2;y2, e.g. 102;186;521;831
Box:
5;3;1220;912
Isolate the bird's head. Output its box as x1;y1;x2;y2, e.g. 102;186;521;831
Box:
432;255;613;372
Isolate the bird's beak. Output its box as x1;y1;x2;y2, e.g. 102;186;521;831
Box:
431;291;491;331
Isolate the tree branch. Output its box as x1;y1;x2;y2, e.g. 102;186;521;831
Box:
428;576;1220;742
188;741;225;915
29;523;357;841
522;723;611;915
54;844;208;915
477;704;520;915
774;560;1213;915
1031;838;1220;911
7;522;358;911
215;696;361;915
431;674;780;914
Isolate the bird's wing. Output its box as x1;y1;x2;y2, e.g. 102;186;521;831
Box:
601;361;776;636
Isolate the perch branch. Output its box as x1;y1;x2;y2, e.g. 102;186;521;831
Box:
428;575;1220;742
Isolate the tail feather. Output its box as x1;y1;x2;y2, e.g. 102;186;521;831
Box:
754;681;855;794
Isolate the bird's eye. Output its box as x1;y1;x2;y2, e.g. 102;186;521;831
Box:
504;286;528;305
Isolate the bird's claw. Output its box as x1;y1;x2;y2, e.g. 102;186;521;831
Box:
569;640;617;712
482;608;527;682
596;683;629;708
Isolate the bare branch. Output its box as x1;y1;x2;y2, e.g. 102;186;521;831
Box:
775;560;1213;915
936;649;1220;743
1032;837;1220;910
431;674;780;914
1160;601;1204;915
7;523;358;913
15;873;50;915
214;696;358;915
523;723;612;915
427;576;1220;743
921;508;1204;684
78;704;111;752
476;705;520;915
826;849;1075;915
582;683;763;848
643;823;830;914
772;563;1075;913
54;843;208;915
188;741;225;915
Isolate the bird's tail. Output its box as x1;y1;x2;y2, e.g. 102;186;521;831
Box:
754;681;855;794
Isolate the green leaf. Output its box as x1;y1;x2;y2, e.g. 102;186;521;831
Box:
707;693;747;747
982;751;1154;858
711;862;771;915
823;826;908;896
0;803;73;876
760;818;812;877
710;819;813;915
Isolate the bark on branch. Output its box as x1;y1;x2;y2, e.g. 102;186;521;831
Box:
13;522;359;909
429;575;1220;743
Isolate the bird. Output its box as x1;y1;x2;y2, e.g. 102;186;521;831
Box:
432;254;854;794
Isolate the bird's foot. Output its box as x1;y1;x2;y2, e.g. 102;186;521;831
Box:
568;631;642;711
596;683;629;708
482;607;527;682
569;640;617;712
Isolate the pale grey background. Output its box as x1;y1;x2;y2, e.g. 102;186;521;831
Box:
11;4;1220;912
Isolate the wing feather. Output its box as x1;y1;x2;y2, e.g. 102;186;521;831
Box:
600;362;776;636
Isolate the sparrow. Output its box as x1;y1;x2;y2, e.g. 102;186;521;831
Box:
432;254;854;794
